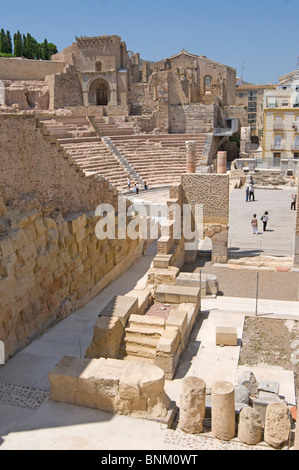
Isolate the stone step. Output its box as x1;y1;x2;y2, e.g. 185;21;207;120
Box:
123;330;160;348
121;354;155;364
155;284;201;304
128;314;166;330
121;343;157;358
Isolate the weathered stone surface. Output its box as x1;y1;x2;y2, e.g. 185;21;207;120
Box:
85;316;124;359
238;407;263;445
211;381;235;441
264;402;291;449
49;356;172;422
237;370;258;396
216;326;238;346
178;376;206;434
235;385;250;405
251;393;284;426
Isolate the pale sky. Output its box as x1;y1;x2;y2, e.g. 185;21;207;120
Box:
3;0;299;84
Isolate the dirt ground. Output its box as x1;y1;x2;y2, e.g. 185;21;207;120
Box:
239;317;299;397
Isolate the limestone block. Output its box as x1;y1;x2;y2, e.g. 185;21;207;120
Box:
43;217;57;230
0;198;7;216
178;376;206;434
157;236;173;255
264;402;291;449
34;218;47;237
211;381;236;441
216;326;238;346
17;242;37;266
98;295;138;328
147;267;179;285
251;393;284;426
48;356;84;393
165;310;188;339
235;385;250;405
237;370;258;396
67;214;87;234
85;316;124;359
155;284;200;304
3;211;29;229
0;235;15;258
156;328;180;356
154;354;176;377
8;229;28;252
258;381;280;395
125;289;152;315
74;390;115;413
0;217;9;234
238;407;263;445
0;252;17;277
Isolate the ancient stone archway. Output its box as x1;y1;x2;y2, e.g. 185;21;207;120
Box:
88;78;110;106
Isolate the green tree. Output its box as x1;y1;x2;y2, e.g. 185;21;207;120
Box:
41;38;49;60
0;29;5;53
48;42;58;57
13;30;23;56
6;30;12;54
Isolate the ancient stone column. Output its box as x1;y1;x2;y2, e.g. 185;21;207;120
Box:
186;141;197;173
178;376;206;434
217;151;227;174
211;381;235;441
264;402;291;449
238;407;263;445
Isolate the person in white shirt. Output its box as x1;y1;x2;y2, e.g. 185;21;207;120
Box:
251;214;258;234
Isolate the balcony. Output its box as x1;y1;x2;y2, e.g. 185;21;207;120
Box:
271;143;285;151
292;143;299;151
273;123;284;131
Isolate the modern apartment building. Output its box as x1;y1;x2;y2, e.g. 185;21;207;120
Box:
236;81;277;139
262;72;299;167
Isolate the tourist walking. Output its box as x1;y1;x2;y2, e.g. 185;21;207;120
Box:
249;184;255;201
250;214;258;234
246;186;250;202
261;211;269;232
144;182;148;191
135;182;139;195
291;194;297;210
127;178;131;191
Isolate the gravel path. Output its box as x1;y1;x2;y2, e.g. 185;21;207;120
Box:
182;256;299;301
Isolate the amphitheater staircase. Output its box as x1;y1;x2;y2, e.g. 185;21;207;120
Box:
39;115;132;191
109;134;207;187
120;314;166;363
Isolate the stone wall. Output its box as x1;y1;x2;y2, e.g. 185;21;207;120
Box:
181;174;229;224
1;80;50;111
180;175;229;263
0;114;145;360
0;57;65;81
46;65;83;110
169;104;216;134
0;114;118;215
0;202;143;361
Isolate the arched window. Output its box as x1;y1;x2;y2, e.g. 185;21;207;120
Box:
95;61;102;72
204;75;212;95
